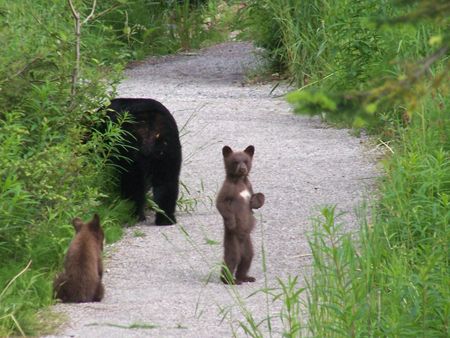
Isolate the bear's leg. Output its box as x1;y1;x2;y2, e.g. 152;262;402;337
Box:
93;282;104;302
121;168;147;222
53;273;68;302
235;236;255;283
221;232;241;285
134;191;147;222
152;179;178;225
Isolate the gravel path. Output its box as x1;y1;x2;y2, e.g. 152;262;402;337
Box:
48;42;377;337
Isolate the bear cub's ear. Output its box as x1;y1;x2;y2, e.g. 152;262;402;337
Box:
72;218;83;233
222;146;233;158
89;214;101;231
244;145;255;157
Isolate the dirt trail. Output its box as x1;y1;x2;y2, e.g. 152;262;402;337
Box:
48;42;377;337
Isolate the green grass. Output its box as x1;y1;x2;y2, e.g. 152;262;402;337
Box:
240;0;447;131
236;0;449;336
239;0;392;87
305;95;449;337
0;0;232;335
230;93;448;337
87;322;158;330
98;0;232;58
0;2;128;334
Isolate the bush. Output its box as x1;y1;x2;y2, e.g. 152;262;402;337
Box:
0;0;131;335
1;0;231;334
306;94;449;337
97;0;230;58
238;1;449;336
241;0;448;131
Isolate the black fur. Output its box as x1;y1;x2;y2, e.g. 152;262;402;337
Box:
106;98;182;225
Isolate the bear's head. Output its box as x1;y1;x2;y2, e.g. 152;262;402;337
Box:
72;214;104;251
222;145;254;178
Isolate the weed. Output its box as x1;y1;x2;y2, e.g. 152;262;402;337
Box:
133;230;145;238
99;0;231;58
0;0;234;335
238;1;449;336
87;321;158;329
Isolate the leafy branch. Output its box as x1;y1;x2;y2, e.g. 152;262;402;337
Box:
352;44;449;104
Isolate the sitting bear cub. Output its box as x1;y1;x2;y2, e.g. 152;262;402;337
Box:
54;214;104;303
216;145;265;285
105;98;182;225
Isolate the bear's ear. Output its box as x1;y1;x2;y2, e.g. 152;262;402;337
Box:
222;146;233;158
89;214;101;231
72;218;84;232
244;145;255;157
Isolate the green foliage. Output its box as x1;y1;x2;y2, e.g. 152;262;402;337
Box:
306;96;449;336
240;0;391;87
286;90;337;114
98;0;231;58
241;0;449;131
0;262;51;336
1;0;230;334
239;1;449;336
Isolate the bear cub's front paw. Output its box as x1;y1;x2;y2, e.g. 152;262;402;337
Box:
250;193;265;209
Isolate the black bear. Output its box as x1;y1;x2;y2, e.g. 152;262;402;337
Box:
105;98;182;225
54;214;104;303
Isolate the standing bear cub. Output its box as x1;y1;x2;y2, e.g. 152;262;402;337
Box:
54;214;104;303
216;145;265;285
105;98;182;225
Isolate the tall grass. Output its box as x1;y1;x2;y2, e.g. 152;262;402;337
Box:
238;0;449;336
306;94;449;337
98;0;231;58
0;0;231;335
230;94;448;337
241;0;393;87
241;0;446;131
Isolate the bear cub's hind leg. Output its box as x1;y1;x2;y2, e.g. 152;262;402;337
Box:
93;282;104;302
221;233;241;285
235;236;255;283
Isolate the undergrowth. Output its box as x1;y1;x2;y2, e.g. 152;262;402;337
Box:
228;94;448;337
305;94;449;337
236;0;449;336
240;0;448;132
98;0;233;59
0;0;232;335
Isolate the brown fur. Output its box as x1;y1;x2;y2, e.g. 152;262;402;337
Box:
216;145;265;285
53;214;105;303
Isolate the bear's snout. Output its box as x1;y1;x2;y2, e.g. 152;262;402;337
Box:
237;163;248;175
